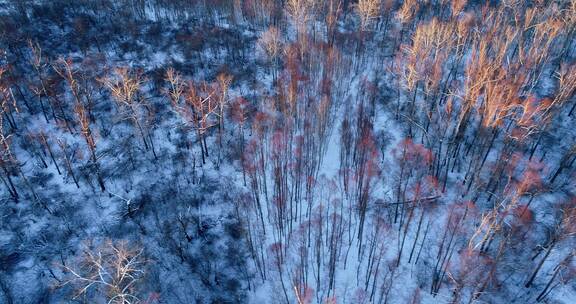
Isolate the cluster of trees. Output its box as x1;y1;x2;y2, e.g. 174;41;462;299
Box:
228;0;576;303
0;0;574;303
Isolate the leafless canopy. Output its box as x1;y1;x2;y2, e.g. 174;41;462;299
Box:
61;240;146;304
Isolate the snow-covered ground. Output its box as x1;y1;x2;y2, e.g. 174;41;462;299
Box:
0;1;575;304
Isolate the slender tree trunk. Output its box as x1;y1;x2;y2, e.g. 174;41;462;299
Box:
525;240;556;288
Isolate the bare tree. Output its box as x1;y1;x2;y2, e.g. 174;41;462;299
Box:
258;26;283;80
27;40;52;123
61;240;146;304
100;67;154;155
216;72;233;133
355;0;381;32
0;107;19;200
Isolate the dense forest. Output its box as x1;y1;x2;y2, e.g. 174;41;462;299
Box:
0;0;575;303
